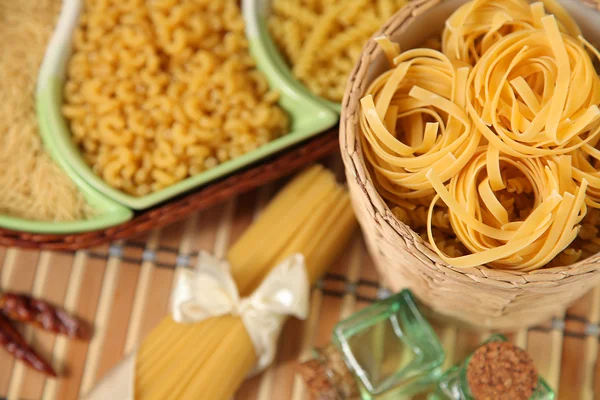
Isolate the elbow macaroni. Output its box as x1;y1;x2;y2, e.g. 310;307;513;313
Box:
64;0;289;197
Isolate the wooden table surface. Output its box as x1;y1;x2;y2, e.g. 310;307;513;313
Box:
0;163;599;400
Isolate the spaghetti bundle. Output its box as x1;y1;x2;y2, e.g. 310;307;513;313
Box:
133;166;356;399
360;0;600;270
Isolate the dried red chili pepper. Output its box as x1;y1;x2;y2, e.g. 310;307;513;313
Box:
0;314;56;377
0;293;89;339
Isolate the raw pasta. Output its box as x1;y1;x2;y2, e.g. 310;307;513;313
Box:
466;14;600;157
64;0;289;196
360;0;600;271
269;0;408;102
134;166;357;399
360;48;480;207
0;0;91;221
427;149;587;270
443;0;581;64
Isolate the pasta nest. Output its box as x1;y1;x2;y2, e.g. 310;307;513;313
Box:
427;147;588;270
358;0;600;271
443;0;581;64
466;15;600;157
360;49;480;207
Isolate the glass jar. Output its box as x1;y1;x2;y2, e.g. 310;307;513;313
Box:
431;334;555;400
300;289;445;399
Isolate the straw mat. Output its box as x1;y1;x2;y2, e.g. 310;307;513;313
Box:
0;159;598;400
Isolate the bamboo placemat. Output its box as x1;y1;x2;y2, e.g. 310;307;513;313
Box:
0;159;599;400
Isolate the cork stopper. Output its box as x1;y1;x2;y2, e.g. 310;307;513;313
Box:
467;341;538;400
296;345;361;400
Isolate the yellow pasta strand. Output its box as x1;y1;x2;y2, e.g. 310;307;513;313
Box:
135;166;357;399
425;149;587;270
138;319;223;399
136;320;216;392
227;165;325;269
360;49;479;204
359;0;600;271
467;15;600;157
269;0;408;101
442;0;581;64
177;319;255;399
229;166;337;294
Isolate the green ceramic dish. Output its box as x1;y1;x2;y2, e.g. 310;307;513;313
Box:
36;0;339;210
242;0;342;114
0;0;133;234
7;103;134;234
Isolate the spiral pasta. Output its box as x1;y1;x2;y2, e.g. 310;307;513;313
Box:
269;0;408;102
359;0;600;271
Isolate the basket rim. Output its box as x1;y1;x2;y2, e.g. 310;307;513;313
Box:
340;0;600;283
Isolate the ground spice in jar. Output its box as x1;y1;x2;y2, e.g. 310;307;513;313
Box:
467;341;538;400
297;358;338;400
297;345;361;400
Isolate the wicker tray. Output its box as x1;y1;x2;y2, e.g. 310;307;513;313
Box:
0;169;598;399
0;129;338;251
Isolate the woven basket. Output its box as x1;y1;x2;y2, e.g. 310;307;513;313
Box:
340;0;600;330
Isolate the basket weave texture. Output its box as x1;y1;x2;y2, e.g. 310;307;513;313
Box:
340;0;600;330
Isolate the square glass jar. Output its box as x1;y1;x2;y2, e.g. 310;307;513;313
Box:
431;334;555;400
332;289;445;399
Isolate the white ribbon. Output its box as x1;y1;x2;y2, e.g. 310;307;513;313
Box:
171;251;310;372
82;251;310;400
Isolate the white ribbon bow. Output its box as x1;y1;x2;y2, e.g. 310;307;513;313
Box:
171;251;310;372
82;252;310;400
